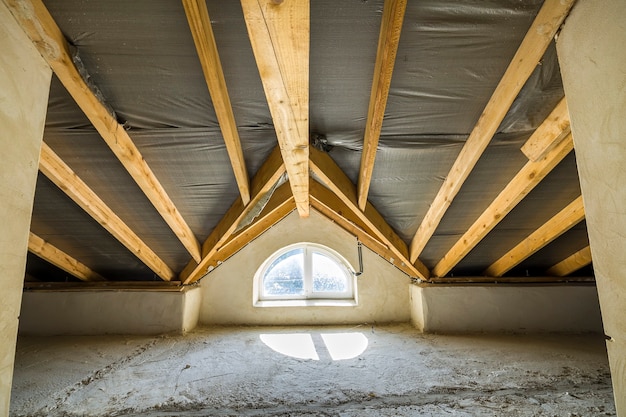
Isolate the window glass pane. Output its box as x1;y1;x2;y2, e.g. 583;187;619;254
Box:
312;251;347;292
263;248;304;296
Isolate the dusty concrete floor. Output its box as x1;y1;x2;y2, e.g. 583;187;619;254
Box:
10;324;615;416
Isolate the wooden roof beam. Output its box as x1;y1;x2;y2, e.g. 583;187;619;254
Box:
310;180;419;278
546;245;592;277
190;182;296;278
183;0;251;205
408;0;576;264
39;142;175;281
484;196;585;277
357;0;407;211
310;147;429;280
4;0;202;263
241;0;310;217
28;232;106;282
521;97;571;162
180;146;286;284
431;121;574;277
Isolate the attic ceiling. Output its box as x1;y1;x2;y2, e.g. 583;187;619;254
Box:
9;0;592;285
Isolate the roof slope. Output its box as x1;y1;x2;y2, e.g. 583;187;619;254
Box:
7;0;591;285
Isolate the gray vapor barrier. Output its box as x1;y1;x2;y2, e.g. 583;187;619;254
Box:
27;0;589;280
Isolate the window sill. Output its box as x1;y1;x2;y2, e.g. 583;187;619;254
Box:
254;299;357;308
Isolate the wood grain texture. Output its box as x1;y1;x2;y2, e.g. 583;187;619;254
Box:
183;0;251;205
310;147;429;279
28;232;106;282
431;133;574;278
546;245;592;277
39;143;175;281
409;0;576;263
521;97;571;162
4;0;201;263
241;0;309;216
357;0;406;210
485;196;585;277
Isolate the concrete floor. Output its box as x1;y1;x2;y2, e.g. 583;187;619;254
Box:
10;324;615;416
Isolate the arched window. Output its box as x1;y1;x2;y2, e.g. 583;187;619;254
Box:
256;243;355;302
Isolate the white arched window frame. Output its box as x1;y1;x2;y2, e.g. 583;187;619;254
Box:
254;242;357;306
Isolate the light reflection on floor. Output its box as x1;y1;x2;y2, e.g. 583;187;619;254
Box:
259;332;368;360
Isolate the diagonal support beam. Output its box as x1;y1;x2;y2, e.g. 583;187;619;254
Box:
409;0;576;264
310;147;429;279
241;0;309;217
521;97;570;162
39;142;176;281
180;146;286;284
28;232;106;282
484;195;585;277
310;180;419;278
431;118;574;277
189;181;296;280
4;0;202;263
183;0;251;205
546;245;592;277
357;0;407;211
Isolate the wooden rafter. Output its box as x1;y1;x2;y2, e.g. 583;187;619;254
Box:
39;143;176;281
189;182;296;279
309;147;429;279
241;0;310;217
357;0;407;211
4;0;202;263
408;0;576;264
180;146;286;284
431;122;574;277
183;0;251;205
546;245;592;277
28;232;106;282
521;97;570;162
484;196;585;277
310;180;420;278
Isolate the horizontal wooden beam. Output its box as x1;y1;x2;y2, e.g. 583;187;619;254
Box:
409;0;576;263
24;281;185;292
241;0;310;216
484;196;585;277
431;134;574;278
4;0;202;263
357;0;407;210
416;277;595;286
310;147;429;279
521;97;570;161
546;245;592;277
183;0;251;205
39;142;175;281
180;146;286;284
28;232;105;282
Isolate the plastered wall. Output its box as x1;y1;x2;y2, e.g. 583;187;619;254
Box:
557;0;626;411
199;210;412;325
19;287;201;336
0;3;51;415
410;285;603;333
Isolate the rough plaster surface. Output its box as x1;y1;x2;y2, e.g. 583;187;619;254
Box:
0;3;51;415
19;288;201;336
9;324;615;416
200;211;411;325
410;285;603;334
557;0;626;412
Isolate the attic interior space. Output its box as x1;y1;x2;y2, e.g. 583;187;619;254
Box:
1;0;625;415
